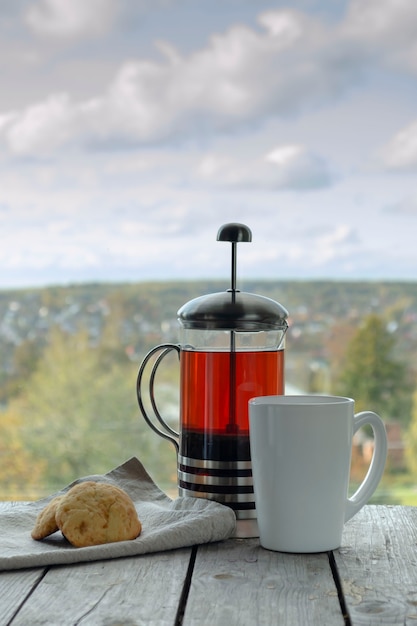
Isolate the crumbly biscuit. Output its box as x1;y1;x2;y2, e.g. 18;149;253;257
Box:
55;481;142;547
31;494;64;540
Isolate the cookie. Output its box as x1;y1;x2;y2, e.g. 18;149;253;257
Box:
55;481;142;547
31;494;64;540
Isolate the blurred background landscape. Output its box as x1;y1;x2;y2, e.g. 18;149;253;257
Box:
1;279;416;504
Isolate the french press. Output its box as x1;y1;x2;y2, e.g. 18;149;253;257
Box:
136;223;288;536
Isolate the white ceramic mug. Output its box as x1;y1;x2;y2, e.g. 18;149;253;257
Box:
248;395;388;553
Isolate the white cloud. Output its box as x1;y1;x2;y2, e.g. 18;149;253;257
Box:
232;222;362;276
0;111;17;129
197;144;332;190
5;2;411;156
0;0;415;158
266;145;304;166
344;0;417;48
25;0;118;38
257;9;307;41
342;0;417;75
379;120;417;170
266;145;332;189
384;194;417;215
6;93;77;156
314;224;359;265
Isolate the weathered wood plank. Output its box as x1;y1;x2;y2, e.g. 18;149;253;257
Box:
10;548;193;626
336;505;417;625
0;569;46;625
183;538;345;625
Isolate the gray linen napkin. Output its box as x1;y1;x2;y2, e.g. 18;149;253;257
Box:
0;457;236;571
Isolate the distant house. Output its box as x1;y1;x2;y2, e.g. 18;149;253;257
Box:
354;421;405;473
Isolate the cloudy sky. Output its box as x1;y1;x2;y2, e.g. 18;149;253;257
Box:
1;0;417;289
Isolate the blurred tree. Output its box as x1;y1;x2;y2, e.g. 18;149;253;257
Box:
406;389;417;478
0;338;43;402
16;325;176;492
324;320;357;388
335;313;412;423
0;400;46;499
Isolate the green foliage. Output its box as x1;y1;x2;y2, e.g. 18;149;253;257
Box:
405;390;417;479
21;327;129;479
0;400;46;499
2;325;177;495
335;313;412;423
0;339;42;403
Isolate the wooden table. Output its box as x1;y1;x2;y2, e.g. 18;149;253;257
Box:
1;505;416;625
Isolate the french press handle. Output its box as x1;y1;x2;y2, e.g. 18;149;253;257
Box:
136;343;180;453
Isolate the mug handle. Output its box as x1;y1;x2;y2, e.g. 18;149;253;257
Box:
345;411;388;522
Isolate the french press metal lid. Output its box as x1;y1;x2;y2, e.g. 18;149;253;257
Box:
178;223;288;332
